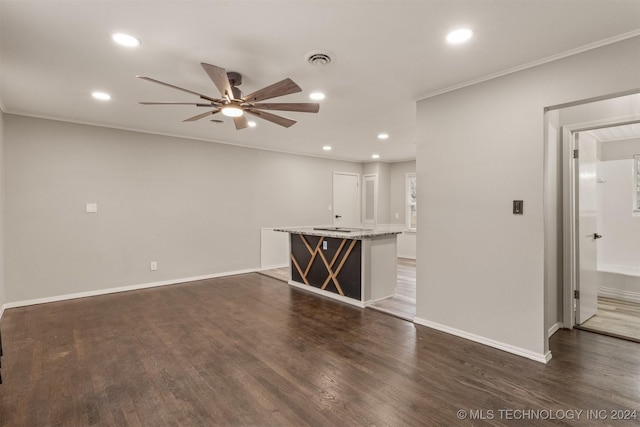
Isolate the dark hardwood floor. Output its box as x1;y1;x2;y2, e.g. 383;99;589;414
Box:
1;273;639;426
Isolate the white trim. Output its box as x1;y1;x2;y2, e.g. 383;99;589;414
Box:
405;172;417;231
2;268;257;310
259;263;289;271
599;286;640;304
363;294;396;307
417;30;640;101
562;127;578;329
288;280;365;308
414;316;552;364
548;322;563;338
1;111;367;163
362;173;378;227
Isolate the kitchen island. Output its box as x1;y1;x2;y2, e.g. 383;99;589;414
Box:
274;226;401;307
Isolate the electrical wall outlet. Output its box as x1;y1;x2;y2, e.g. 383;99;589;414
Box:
86;203;98;213
150;261;158;271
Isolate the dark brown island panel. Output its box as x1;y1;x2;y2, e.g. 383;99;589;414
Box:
275;227;401;308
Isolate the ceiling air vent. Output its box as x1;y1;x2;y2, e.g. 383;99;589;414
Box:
305;50;334;66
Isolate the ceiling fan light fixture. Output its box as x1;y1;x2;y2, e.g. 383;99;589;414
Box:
112;33;140;47
221;105;244;117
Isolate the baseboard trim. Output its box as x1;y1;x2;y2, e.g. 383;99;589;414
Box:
2;268;258;310
288;280;365;308
548;322;563;338
363;294;395;307
599;286;640;304
259;263;289;271
413;317;552;364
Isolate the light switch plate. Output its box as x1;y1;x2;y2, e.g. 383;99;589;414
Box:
513;200;523;215
86;203;98;213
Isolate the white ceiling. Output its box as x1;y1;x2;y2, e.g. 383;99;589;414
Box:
1;0;640;162
588;122;640;142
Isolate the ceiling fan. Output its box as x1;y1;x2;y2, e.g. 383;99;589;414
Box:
137;63;319;129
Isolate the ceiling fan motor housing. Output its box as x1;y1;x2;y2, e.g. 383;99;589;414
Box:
227;71;243;99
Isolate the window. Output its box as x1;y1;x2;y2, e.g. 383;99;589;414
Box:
634;154;640;213
406;172;417;230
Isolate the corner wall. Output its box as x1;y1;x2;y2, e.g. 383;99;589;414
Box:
415;37;640;361
4;115;362;304
0;110;4;316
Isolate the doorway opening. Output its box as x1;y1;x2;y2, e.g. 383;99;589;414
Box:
558;93;640;343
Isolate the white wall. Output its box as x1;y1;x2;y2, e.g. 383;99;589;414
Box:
415;37;640;362
598;137;640;270
4;115;362;304
0;110;4;316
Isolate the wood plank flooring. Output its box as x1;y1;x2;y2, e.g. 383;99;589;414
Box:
258;266;289;283
1;273;639;426
262;258;417;320
368;258;416;320
579;296;640;342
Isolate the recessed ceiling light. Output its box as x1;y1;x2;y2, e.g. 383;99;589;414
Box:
378;133;389;140
446;28;473;44
92;91;111;101
371;154;380;159
310;92;325;101
323;145;332;151
112;33;140;47
248;121;257;128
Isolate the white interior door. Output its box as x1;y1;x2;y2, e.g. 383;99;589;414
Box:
576;132;600;324
333;172;360;228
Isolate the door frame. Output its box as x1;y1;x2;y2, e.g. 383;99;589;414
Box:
562;116;640;328
362;173;378;228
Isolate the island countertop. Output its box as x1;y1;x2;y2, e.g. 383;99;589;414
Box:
274;226;403;239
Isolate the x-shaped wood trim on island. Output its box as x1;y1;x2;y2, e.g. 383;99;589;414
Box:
289;234;357;296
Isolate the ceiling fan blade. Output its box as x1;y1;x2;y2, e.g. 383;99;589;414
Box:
137;76;220;103
233;115;249;130
251;102;319;113
201;63;234;100
246;109;296;128
183;109;220;122
140;102;217;107
243;78;302;103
